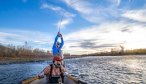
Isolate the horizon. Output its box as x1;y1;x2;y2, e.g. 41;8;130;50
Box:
0;0;146;55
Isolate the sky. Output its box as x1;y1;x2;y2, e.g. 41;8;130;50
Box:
0;0;146;54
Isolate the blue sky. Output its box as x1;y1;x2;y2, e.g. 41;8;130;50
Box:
0;0;146;54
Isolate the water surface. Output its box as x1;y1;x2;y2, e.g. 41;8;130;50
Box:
0;55;146;84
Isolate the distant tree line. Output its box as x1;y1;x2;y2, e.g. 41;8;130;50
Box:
125;49;146;55
1;42;146;58
82;48;146;56
0;43;52;58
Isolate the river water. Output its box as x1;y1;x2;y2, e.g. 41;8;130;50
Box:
0;55;146;84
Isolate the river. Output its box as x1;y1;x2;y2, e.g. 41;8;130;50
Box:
0;55;146;84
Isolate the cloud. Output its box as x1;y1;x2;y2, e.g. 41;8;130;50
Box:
70;40;116;49
41;3;65;14
61;0;139;24
0;32;17;37
40;3;74;17
63;20;146;53
0;29;53;50
57;19;73;29
61;0;100;23
0;32;20;43
122;9;146;23
40;3;75;28
109;0;133;6
61;0;127;24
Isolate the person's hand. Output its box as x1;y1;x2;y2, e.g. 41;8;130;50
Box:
38;72;44;79
60;34;62;38
58;32;62;37
57;32;60;36
38;74;44;79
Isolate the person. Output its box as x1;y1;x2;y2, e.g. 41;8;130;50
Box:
38;56;68;83
52;32;64;59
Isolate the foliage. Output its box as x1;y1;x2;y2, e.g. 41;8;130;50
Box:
0;44;52;58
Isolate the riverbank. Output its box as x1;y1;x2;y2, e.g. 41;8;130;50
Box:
1;55;145;65
0;55;85;65
0;57;52;65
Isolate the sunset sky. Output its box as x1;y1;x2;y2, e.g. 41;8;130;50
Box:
0;0;146;54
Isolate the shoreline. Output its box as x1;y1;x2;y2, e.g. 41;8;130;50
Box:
0;55;146;65
0;55;85;65
0;57;52;65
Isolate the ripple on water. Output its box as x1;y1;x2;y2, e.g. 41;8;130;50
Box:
65;56;146;84
0;56;146;84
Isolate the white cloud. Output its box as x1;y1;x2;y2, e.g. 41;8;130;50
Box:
61;0;124;23
63;21;146;54
41;3;75;29
41;3;63;13
0;30;53;50
61;0;137;24
61;0;100;23
109;0;132;6
122;9;146;22
0;32;17;37
57;18;73;29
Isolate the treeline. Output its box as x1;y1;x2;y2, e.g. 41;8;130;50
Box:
125;49;146;55
0;44;52;58
82;49;146;56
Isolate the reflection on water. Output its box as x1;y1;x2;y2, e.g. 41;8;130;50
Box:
67;56;146;84
0;55;146;84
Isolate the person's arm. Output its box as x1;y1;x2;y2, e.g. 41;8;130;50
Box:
59;34;64;49
52;34;59;49
38;71;44;78
43;66;50;75
38;66;50;78
61;66;68;76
